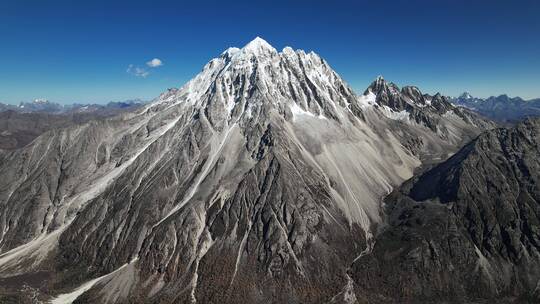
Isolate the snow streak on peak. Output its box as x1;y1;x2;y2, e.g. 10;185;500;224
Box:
221;47;240;58
282;46;295;55
373;76;386;89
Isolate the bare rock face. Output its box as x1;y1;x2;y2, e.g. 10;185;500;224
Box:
351;118;540;303
0;38;493;304
365;76;494;138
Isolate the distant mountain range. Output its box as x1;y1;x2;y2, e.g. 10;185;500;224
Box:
452;92;540;123
0;99;147;149
0;98;147;114
3;93;540;126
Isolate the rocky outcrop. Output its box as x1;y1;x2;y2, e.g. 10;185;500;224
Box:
365;76;494;138
351;118;540;303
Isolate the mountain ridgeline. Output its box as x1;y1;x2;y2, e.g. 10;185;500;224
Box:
452;92;540;123
1;37;534;304
0;99;146;114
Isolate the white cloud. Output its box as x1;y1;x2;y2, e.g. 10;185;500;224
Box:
146;58;163;67
127;64;149;78
127;58;162;78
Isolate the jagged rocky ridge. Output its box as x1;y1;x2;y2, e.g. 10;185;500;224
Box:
0;38;493;303
365;76;492;135
351;118;540;303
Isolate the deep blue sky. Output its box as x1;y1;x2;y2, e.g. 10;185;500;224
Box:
1;0;539;104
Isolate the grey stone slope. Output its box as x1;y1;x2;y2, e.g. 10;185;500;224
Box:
351;118;540;303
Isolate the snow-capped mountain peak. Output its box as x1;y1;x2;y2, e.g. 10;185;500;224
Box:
220;37;276;61
148;37;357;124
32;98;50;104
365;75;400;96
241;36;277;55
221;47;241;58
281;46;295;55
459;92;473;99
